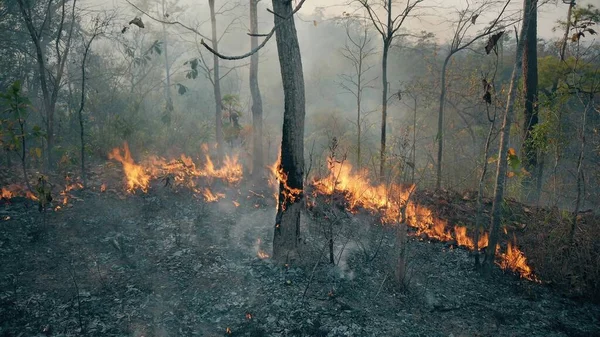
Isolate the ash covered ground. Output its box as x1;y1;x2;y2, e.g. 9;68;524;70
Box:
1;181;599;337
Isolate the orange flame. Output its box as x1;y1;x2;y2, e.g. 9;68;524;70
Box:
108;143;243;195
1;187;13;199
497;239;537;281
312;157;536;280
1;184;38;201
270;155;302;210
201;188;225;202
108;142;150;193
255;238;270;259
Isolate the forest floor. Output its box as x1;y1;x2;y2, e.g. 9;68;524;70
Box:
1;171;600;337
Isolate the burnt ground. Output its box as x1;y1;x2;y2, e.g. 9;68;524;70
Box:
1;184;599;337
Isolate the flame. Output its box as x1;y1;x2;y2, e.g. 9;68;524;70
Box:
108;142;150;193
255;238;270;259
270;155;302;210
245;313;253;320
497;239;537;281
100;183;106;192
232;200;240;207
454;226;489;249
108;142;242;195
201;188;225;202
1;187;13;199
312;157;536;280
1;184;38;201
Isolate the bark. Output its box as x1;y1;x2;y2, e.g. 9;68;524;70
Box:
435;55;451;189
209;0;224;162
379;41;389;181
482;2;531;275
271;0;306;263
162;0;173;117
559;0;575;62
250;0;264;180
521;0;539;203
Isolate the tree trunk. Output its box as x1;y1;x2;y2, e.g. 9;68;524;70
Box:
474;109;496;269
436;54;451;189
357;59;362;169
521;0;539;203
559;0;575;62
250;0;264;181
209;0;224;162
162;0;173;120
271;0;306;264
78;33;98;189
570;94;591;243
482;2;530;275
379;42;389;181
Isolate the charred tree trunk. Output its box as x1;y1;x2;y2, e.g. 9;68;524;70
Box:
209;0;224;162
250;0;264;180
379;41;390;181
436;54;451;190
521;0;539;203
482;3;530;275
271;0;306;263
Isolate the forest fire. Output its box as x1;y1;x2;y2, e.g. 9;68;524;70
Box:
270;155;302;209
311;158;535;280
108;143;151;193
1;184;38;201
108;142;242;196
497;238;537;281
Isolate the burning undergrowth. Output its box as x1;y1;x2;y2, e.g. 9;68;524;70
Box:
306;158;538;281
108;142;243;202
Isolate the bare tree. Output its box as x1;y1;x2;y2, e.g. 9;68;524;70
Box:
250;0;265;181
17;0;78;170
77;14;111;188
435;0;513;189
358;0;424;181
338;18;377;169
482;0;533;275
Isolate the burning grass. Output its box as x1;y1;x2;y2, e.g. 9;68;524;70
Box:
108;142;243;199
310;158;537;281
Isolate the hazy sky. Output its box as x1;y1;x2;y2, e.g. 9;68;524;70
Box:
293;0;593;41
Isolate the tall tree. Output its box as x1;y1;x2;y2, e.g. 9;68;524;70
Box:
209;0;225;162
250;0;264;180
434;0;512;189
201;0;307;262
482;0;532;275
338;18;377;169
521;0;539;203
16;0;78;169
359;0;423;181
270;0;306;262
76;14;110;188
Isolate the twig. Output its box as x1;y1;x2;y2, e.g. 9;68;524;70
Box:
375;273;388;298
